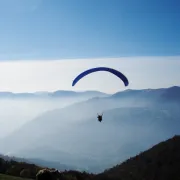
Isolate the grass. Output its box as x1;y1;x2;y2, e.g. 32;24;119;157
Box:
0;174;33;180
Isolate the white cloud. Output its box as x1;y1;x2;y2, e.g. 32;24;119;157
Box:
0;56;179;93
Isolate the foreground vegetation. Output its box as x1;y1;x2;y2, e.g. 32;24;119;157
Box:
0;158;42;179
0;135;180;180
0;173;32;180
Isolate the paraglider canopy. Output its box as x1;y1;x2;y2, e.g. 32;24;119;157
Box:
72;67;129;87
72;67;129;123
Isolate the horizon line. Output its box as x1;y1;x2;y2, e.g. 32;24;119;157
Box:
0;85;178;94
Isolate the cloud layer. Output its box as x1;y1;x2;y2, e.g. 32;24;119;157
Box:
0;56;179;93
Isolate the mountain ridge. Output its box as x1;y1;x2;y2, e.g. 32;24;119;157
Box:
93;135;180;180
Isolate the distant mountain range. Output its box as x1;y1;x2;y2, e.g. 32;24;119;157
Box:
0;86;179;101
111;86;180;102
0;90;109;99
0;86;180;173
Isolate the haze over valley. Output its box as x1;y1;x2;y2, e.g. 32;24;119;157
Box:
0;90;108;138
0;86;180;173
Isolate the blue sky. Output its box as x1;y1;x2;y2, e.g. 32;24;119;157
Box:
0;0;179;60
0;0;179;92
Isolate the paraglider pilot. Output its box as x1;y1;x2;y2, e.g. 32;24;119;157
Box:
97;113;103;122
